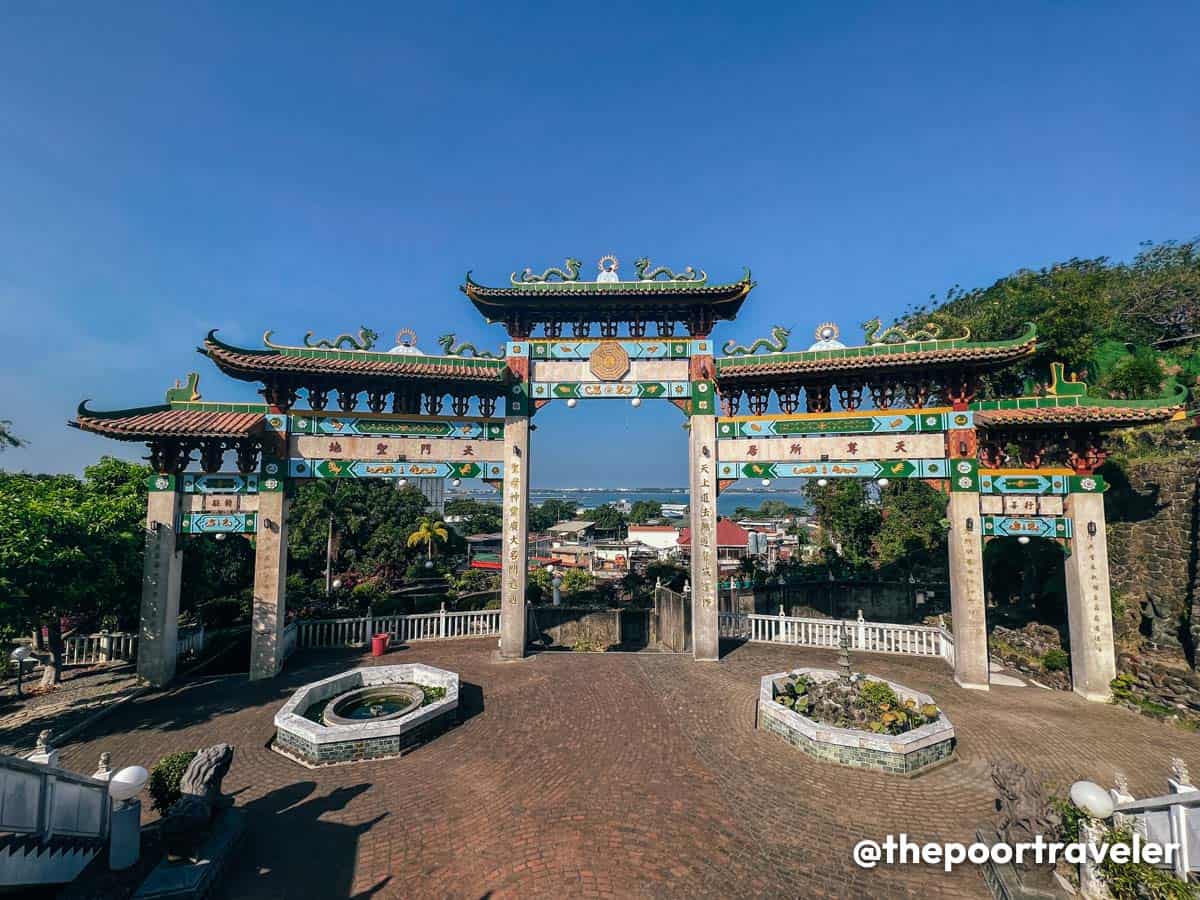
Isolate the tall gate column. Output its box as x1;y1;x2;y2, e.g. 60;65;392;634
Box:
499;383;531;659
689;370;720;661
138;478;183;687
250;488;289;680
1063;493;1116;701
947;490;990;690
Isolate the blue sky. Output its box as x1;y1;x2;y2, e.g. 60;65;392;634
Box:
2;2;1197;486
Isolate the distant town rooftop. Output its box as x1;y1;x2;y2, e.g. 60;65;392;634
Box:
547;521;594;535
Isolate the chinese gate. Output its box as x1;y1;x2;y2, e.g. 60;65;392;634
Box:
72;255;1188;701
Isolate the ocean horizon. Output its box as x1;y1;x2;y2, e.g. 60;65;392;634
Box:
448;486;810;518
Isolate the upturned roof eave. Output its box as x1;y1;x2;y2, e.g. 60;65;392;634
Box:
715;323;1038;382
200;332;511;387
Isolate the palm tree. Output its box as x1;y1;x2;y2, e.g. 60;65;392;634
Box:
307;482;364;595
0;419;25;451
407;517;449;562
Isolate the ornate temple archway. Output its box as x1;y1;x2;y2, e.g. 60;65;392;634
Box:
72;255;1188;700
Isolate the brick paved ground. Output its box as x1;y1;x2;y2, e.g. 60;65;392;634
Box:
0;662;141;756
53;640;1200;899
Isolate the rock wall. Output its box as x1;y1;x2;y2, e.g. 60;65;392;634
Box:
1114;651;1200;724
1104;423;1200;660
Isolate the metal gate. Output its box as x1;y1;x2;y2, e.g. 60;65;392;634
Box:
654;586;692;653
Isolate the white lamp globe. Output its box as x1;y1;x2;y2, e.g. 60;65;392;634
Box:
1069;780;1115;819
816;478;829;487
424;559;434;569
397;477;407;487
631;398;642;408
1017;535;1031;545
877;478;890;487
108;766;149;802
566;398;578;408
761;479;771;487
451;478;461;487
332;578;342;590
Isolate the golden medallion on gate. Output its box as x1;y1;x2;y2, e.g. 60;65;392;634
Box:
589;340;630;382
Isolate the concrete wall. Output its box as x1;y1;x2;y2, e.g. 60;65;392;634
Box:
527;607;623;650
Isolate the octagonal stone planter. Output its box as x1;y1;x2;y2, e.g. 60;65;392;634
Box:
273;664;459;767
758;668;955;776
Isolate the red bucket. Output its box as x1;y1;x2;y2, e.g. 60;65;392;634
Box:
371;633;389;657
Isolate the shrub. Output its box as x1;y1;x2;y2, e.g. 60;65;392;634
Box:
1110;672;1137;702
571;638;606;652
561;569;595;595
198;598;241;629
351;580;385;608
148;750;197;815
1098;826;1195;899
858;679;900;712
1042;648;1070;671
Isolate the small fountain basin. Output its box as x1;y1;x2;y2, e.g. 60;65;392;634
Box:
273;664;459;766
322;684;424;726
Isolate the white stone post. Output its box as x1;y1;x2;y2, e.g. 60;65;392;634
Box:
499;415;530;659
947;491;989;690
138;482;183;687
1063;492;1117;701
689;413;720;660
250;490;289;680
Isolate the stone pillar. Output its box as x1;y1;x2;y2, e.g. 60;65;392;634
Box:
138;482;183;687
1064;492;1117;701
689;407;720;661
499;415;530;658
947;491;989;690
250;490;289;680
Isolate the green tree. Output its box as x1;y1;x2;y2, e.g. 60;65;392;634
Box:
528;565;553;601
407;517;449;561
359;486;438;579
444;498;502;535
288;482;431;586
733;499;804;520
529;498;578;531
803;480;880;567
307;481;367;594
1103;348;1165;399
627;500;663;524
0;458;147;685
561;568;594;595
875;482;948;572
584;504;626;536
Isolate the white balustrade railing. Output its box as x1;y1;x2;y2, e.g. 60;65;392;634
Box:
743;612;952;664
61;631;139;666
59;628;201;667
718;612;749;638
298;606;502;649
